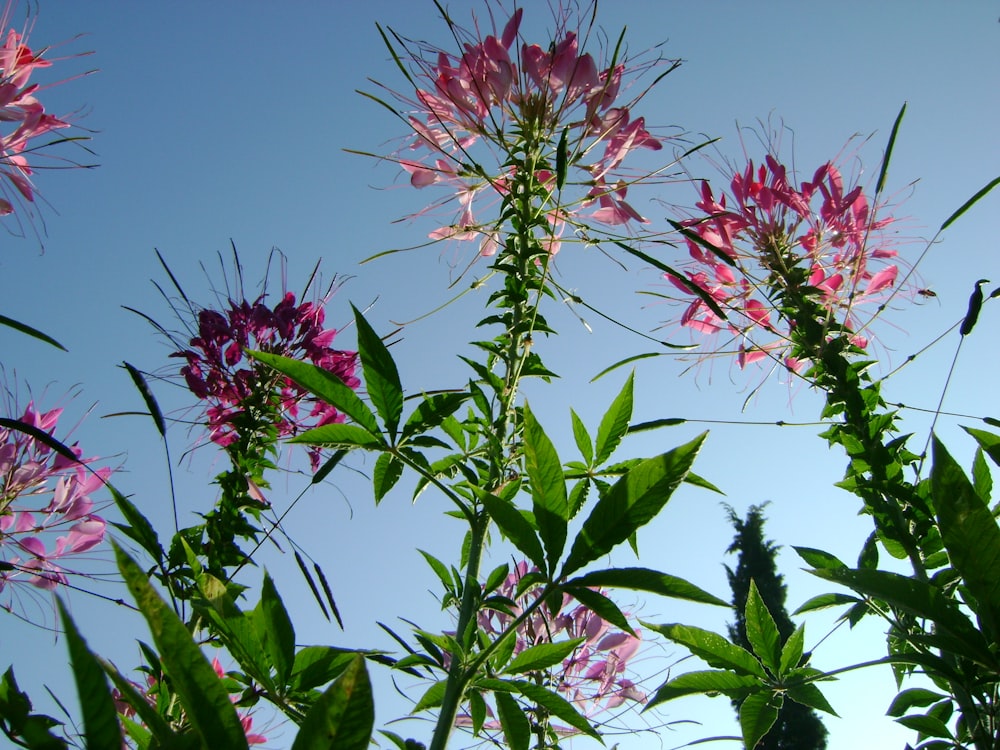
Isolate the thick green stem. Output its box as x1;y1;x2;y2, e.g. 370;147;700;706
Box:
428;511;489;750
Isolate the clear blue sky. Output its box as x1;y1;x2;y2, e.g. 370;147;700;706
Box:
2;2;998;748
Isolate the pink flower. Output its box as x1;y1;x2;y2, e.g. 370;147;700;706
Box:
0;397;110;608
0;0;89;228
662;141;905;372
171;258;359;472
470;561;646;731
370;2;676;260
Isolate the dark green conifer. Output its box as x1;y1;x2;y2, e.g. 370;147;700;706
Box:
725;504;828;750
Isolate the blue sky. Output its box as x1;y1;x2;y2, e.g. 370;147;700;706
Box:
2;2;998;748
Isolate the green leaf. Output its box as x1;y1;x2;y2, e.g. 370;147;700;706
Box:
504;639;585;675
809;567;990;662
940;175;1000;231
418;549;455;596
570;409;593;465
745;581;782;676
373;453;404;503
352;305;403;440
567;567;728;606
292;423;385;449
401;392;467;441
412;680;447;713
564;586;635;637
555;127;569;190
477;489;546;574
501;680;600;740
495;691;530;750
290;647;358;692
792;592;860;615
875;102;906;196
254;571;296;687
784;669;838;716
932;436;1000;637
964;426;1000;468
886;688;947;717
523;403;568;570
646;670;760;708
594;372;633;465
740;691;779;750
0;313;67;350
0;667;67;750
114;542;249;750
793;546;847;570
291;654;374;750
110;486;164;565
895;713;953;738
468;690;487;735
561;433;706;576
57;600;123;750
778;626;805;675
643;623;765;678
102;663;180;745
249;350;378;434
192;573;273;691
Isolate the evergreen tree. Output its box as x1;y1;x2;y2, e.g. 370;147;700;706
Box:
725;504;828;750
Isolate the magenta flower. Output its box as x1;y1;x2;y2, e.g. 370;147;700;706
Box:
372;2;675;259
0;0;88;226
0;398;109;608
171;272;359;472
663;148;904;371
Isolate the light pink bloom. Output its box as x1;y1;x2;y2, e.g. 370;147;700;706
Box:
0;398;110;607
373;3;675;259
663;146;905;371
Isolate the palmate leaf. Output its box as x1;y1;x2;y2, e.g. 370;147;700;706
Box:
291;654;373;750
932;436;1000;638
560;433;706;577
523;403;568;571
351;304;403;440
57;600;123;750
248;350;379;434
114;542;249;750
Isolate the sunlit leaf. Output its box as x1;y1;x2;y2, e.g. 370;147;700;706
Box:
291;654;373;750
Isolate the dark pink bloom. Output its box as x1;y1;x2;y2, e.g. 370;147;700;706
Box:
172;266;359;472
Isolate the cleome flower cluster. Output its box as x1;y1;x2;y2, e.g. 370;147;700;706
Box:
0;400;108;605
378;1;672;257
475;561;645;724
0;0;82;220
173;286;359;471
666;153;902;370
